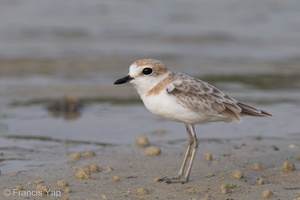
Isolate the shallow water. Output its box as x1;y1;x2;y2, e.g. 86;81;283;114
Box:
0;0;300;174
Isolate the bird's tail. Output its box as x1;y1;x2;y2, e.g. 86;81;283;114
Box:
237;102;274;118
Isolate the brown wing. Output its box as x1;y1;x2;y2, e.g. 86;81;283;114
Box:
167;72;273;122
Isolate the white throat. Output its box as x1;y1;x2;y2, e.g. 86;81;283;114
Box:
131;72;171;97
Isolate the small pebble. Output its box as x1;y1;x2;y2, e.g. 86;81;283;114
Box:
64;187;72;194
220;188;228;195
262;189;275;198
102;195;108;199
15;185;23;191
219;185;228;195
106;166;114;173
232;170;244;179
204;153;212;161
36;184;49;194
75;169;91;179
206;172;215;177
84;151;95;157
10;172;18;177
33;180;44;184
74;166;90;172
57;180;68;187
89;164;100;172
219;184;227;190
69;152;81;160
282;161;296;172
219;173;225;180
252;163;262;170
144;146;161;156
187;187;197;194
137;188;149;195
136;136;150;147
113;176;120;182
258;178;264;185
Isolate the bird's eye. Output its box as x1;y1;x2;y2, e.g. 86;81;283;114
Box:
142;68;153;75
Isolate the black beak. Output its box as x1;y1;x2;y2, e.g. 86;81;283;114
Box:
114;75;134;84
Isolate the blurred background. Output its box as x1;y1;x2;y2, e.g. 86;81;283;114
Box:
0;0;299;173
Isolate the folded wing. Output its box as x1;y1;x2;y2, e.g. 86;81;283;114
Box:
167;72;273;123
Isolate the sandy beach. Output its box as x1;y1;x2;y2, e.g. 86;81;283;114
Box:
1;135;299;200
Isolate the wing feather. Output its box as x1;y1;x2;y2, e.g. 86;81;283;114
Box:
167;72;243;122
166;72;274;122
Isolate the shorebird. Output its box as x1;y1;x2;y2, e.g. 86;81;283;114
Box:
114;59;274;183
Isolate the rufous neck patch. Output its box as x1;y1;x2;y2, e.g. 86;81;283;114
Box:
146;76;171;96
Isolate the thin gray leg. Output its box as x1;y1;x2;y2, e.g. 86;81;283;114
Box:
177;124;194;177
183;124;198;182
158;124;197;184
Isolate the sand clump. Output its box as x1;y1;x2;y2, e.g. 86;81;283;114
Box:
64;187;72;194
282;160;296;172
137;188;149;195
57;180;68;187
252;163;262;170
106;166;114;173
69;151;96;160
153;178;160;183
136;136;150;147
75;169;92;179
74;163;100;179
69;152;81;160
206;172;215;177
204;153;212;161
258;178;265;185
15;185;23;191
10;172;18;177
232;170;244;179
219;184;229;195
187;187;198;194
33;180;44;184
113;176;120;182
36;184;49;194
89;164;100;172
144;146;161;156
84;151;96;157
262;189;275;198
74;164;100;173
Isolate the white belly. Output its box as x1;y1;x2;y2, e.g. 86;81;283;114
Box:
141;91;229;124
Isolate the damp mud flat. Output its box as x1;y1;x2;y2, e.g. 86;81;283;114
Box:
0;137;300;200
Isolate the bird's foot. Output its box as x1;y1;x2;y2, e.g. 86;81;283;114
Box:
157;176;188;184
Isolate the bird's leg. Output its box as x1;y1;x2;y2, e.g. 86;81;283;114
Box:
158;124;195;184
183;124;198;183
177;124;194;177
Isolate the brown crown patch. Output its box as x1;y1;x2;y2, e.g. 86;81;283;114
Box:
134;59;168;76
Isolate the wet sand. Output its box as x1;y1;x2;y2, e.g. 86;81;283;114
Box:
1;136;299;200
0;58;299;199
